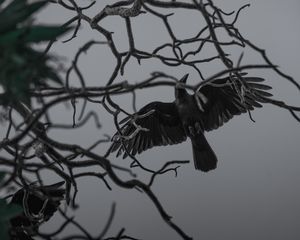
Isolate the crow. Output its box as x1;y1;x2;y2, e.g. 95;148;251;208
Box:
109;73;272;172
9;181;65;239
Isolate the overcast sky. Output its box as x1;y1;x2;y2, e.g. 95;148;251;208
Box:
12;0;300;239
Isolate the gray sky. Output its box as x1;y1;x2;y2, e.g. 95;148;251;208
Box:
17;0;300;239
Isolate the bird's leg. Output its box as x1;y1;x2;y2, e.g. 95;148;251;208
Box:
185;122;203;137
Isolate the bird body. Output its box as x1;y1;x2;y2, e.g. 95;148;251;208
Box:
175;77;218;171
9;182;65;239
176;90;207;133
109;74;272;172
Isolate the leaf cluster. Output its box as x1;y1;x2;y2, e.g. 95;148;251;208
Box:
0;0;70;106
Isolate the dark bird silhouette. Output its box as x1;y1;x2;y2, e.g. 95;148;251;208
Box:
9;181;65;240
109;74;272;172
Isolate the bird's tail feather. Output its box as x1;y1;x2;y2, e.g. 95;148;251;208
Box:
191;134;218;172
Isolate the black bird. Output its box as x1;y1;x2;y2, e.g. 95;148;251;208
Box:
109;74;272;172
9;181;65;239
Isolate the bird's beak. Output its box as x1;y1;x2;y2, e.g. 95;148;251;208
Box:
179;74;189;83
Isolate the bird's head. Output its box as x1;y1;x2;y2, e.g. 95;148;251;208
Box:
176;74;188;87
175;74;189;99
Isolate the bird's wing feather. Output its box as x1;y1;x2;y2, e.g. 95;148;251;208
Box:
109;101;187;158
199;75;272;131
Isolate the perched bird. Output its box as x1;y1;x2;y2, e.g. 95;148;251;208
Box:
109;73;272;172
9;181;65;239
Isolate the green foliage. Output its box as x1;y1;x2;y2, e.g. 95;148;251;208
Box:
0;0;47;34
0;0;71;106
0;173;23;240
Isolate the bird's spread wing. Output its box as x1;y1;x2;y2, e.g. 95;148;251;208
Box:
109;101;187;158
198;75;273;131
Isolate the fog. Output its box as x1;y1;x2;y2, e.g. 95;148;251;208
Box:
9;0;300;239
